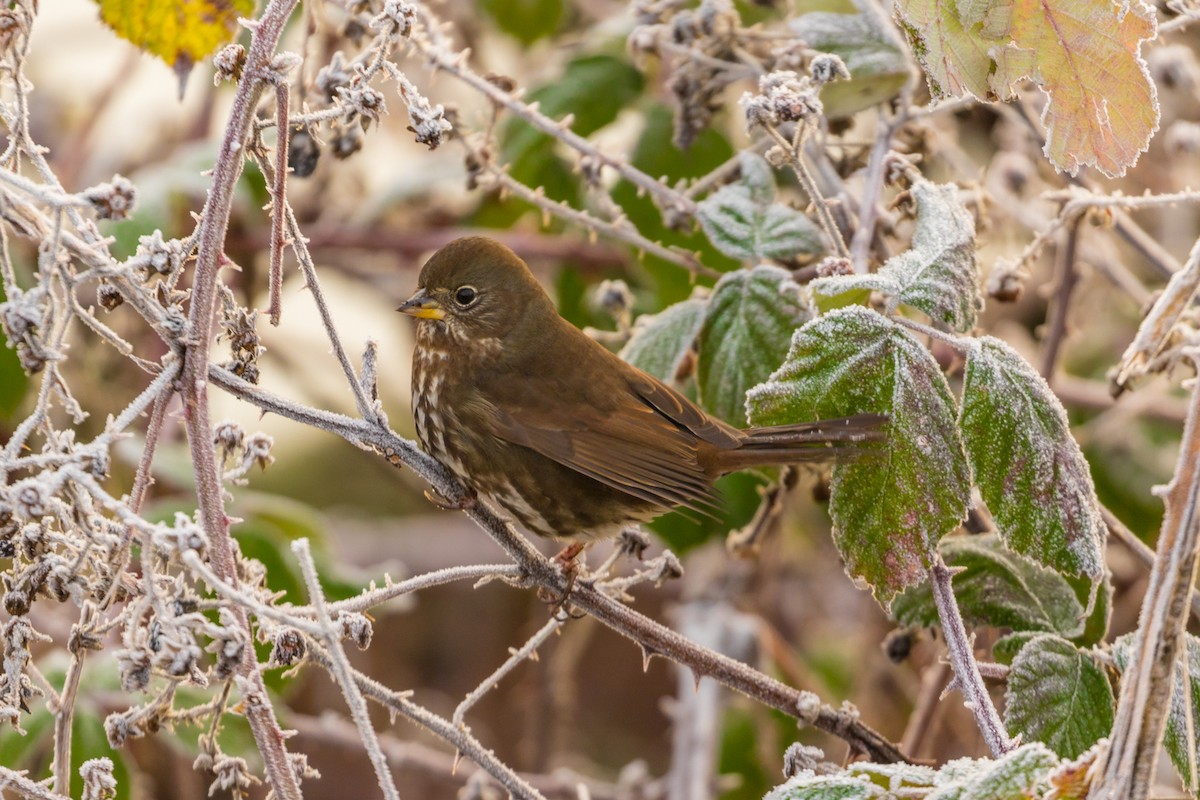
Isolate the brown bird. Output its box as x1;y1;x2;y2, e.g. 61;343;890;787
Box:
398;236;883;546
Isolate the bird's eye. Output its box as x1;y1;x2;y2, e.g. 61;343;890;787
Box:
454;286;478;307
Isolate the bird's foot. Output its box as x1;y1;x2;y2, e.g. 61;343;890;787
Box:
538;542;588;618
423;487;478;511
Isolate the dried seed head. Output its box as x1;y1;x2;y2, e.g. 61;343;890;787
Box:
270;628;307;666
986;258;1029;303
288;125;320;178
338;81;387;128
316;52;352;101
815;256;853;278
213;420;245;462
212;44;246;84
809;54;850;85
330;121;364;160
371;0;417;38
83;176;137;221
80;757;118;800
97;282;124;311
337;611;373;650
116;648;152;692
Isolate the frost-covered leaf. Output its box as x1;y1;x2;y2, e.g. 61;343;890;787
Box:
698;266;813;428
847;762;938;791
891;534;1084;636
894;0;1002;99
960;337;1105;579
697;154;825;261
956;743;1060;800
898;0;1158;177
764;772;882;800
790;6;908;117
812;180;980;332
989;0;1158;178
737;151;777;205
747;307;970;603
619;298;708;385
1113;632;1200;790
1067;570;1112;647
993;631;1042;665
95;0;254;76
1004;634;1113;759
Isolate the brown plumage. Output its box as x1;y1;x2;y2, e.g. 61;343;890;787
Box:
399;236;883;541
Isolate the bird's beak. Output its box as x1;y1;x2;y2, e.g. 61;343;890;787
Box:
397;289;446;320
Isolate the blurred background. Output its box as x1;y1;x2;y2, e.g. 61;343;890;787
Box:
1;0;1195;797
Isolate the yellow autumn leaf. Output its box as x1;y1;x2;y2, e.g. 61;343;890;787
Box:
989;0;1158;177
95;0;255;74
894;0;1001;99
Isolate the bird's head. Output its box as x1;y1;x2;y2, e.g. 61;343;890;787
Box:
398;236;557;343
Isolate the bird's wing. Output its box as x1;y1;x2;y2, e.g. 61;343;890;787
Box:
485;374;728;511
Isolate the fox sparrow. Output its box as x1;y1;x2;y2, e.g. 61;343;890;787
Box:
399;236;883;543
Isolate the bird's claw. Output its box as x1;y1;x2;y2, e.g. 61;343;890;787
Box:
538;542;587;618
423;487;478;511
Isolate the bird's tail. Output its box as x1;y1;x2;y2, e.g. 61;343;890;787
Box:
716;413;887;473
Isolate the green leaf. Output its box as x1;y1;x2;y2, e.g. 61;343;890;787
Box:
960;337;1105;579
747;307;971;603
697;154;825;261
610;104;738;303
993;631;1041;666
1067;571;1112;647
619;297;708;385
891;534;1085;636
812;180;980;331
479;0;565;44
846;762;937;791
1004;634;1113;759
958;743;1060;800
764;774;882;800
697;265;813;428
790;6;909;118
1113;632;1200;791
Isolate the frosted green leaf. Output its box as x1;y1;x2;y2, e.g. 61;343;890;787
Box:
697;156;825;261
764;772;882;800
697;266;813;428
1004;634;1113;759
790;6;908;118
847;762;938;791
992;631;1041;665
1113;632;1200;790
957;743;1059;800
960;337;1105;579
747;307;971;603
618;298;708;385
891;534;1084;636
812;180;981;332
737;151;776;205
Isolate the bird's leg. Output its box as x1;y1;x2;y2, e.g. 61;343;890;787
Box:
423;486;478;511
538;541;588;617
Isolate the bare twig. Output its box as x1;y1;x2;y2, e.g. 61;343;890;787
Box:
176;2;305;797
292;539;400;800
1040;215;1083;379
1095;351;1200;799
267;81;290;327
928;558;1015;756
